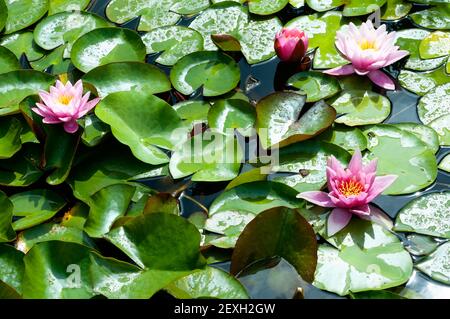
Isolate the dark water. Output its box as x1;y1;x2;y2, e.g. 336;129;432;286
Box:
79;1;450;299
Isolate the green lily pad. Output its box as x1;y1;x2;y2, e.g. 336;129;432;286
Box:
398;66;449;96
320;125;368;152
170;131;242;181
83;62;171;98
96;91;188;165
3;0;48;34
256;92;336;148
362;124;437;195
247;0;289;15
106;0;210;32
15;222;95;253
231;207;318;283
0;0;6;31
29;45;67;72
394;191;450;238
0;191;15;242
285;12;348;69
208;98;256;136
267;140;350;192
417;83;450;145
416;242;450;285
10;189;66;231
382;0;412;20
404;234;439;256
79;113;110;147
34;11;112;57
167;266;249;299
306;0;344;12
395;29;447;71
0;117;23;159
331;90;391;126
396;123;440;154
0;46;20;74
0;244;24;293
170;51;240;97
314;219;413;296
0;70;54;116
172;100;210;124
410;5;450;30
419;31;450;59
189;2;282;64
48;0;90;15
439;154;450;172
0;32;45;62
0;144;43;187
141;26;203;66
71;27;146;73
105;213;206;269
287;71;341;103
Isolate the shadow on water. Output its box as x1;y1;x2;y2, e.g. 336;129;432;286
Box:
85;2;449;299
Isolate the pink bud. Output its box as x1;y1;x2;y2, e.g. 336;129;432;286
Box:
274;28;309;63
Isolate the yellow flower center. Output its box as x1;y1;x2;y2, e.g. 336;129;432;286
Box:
338;179;364;197
58;95;72;105
359;39;377;50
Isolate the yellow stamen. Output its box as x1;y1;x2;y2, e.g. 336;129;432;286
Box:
338;179;364;197
359;39;377;50
58;95;72;105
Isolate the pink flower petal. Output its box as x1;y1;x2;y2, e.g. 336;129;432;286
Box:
367;70;396;90
297;191;336;207
366;175;398;202
360;205;393;230
349;204;371;216
327;208;352;236
63;121;79;134
347;149;363;175
323;64;355;76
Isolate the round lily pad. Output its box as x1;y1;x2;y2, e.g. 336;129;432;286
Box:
439;154;450;172
71;27;147;73
0;117;23;159
398;66;449;96
0;191;15;242
141;26;203;66
83;62;171;98
247;0;289;15
0;46;20;74
416;242;450;285
396;123;440;154
419;31;450;59
0;32;45;62
3;0;48;34
331;90;391;126
320;125;368;152
0;0;6;31
362;124;438;195
410;5;450;30
287;71;341;102
170;51;240;97
395;191;450;239
382;0;412;20
207;98;256;136
48;0;90;15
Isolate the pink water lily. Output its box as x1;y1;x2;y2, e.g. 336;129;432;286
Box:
32;80;100;134
323;20;409;90
297;150;397;236
274;27;309;63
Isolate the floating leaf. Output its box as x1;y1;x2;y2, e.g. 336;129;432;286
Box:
83;62;171;98
416;242;450;285
0;70;54;116
71;28;146;73
95;91;188;165
79;113;110;147
106;0;209;32
170;51;240;97
167;266;249;299
0;144;43;187
169;132;243;181
48;0;90;15
287;71;341;102
34;11;111;57
0;191;15;242
417;83;450;145
395;191;450;239
362;124;437;195
0;117;23;159
382;0;412;20
208;98;256;136
0;46;20;74
189;2;282;64
410;5;450;30
439;154;450;172
0;0;6;31
0;32;45;62
404;234;439;256
0;244;24;293
141;26;203;66
398;66;449;96
172;100;210;124
314;219;413;296
247;0;289;15
419;31;450;59
320;125;368;152
231;207;318;283
286;12;348;69
256;92;336;148
3;0;48;34
10;189;66;231
395;29;447;71
396;123;440;154
331;90;391;126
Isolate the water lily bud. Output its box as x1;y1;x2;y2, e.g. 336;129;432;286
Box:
274;28;309;63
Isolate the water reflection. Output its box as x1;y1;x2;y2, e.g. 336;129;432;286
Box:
401;270;450;299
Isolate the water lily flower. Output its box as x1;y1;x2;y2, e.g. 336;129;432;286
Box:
32;80;100;134
297;150;397;236
274;27;309;63
323;20;409;90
